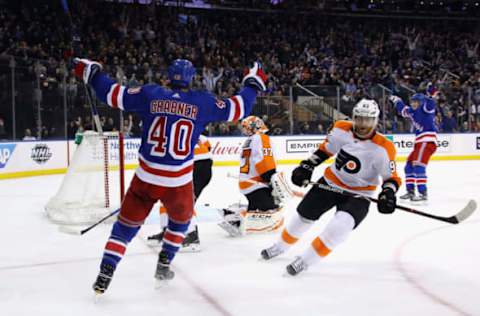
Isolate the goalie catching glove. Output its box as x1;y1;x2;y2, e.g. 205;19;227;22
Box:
270;172;294;205
73;58;103;85
242;62;268;92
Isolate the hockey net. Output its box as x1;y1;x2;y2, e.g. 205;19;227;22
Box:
45;131;124;225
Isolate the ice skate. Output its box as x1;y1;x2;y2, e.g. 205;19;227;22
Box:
155;251;175;288
181;225;201;252
147;227;166;246
285;257;308;276
92;263;115;299
411;191;428;203
260;243;284;260
399;191;415;200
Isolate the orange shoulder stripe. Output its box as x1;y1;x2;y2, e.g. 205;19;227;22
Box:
333;120;353;132
371;133;396;161
259;133;272;148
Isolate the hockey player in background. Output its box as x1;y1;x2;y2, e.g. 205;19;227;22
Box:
147;134;213;251
219;116;290;237
73;58;267;295
261;99;401;276
389;85;438;202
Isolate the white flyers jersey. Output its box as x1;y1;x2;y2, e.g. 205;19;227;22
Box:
239;133;276;195
194;134;212;161
319;120;401;196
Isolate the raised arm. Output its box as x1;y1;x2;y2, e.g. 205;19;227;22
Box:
203;62;267;123
74;58;150;113
389;95;414;119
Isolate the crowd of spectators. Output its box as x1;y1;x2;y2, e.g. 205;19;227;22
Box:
0;0;479;139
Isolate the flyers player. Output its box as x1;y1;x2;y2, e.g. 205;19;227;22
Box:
73;58;267;295
261;99;401;276
219;116;290;236
147;134;213;251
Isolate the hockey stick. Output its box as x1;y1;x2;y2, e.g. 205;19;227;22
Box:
58;208;120;236
226;172;305;198
61;0;103;134
307;181;477;224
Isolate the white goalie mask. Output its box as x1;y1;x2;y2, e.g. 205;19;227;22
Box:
352;99;380;138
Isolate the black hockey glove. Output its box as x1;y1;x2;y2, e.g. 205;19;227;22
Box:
377;184;397;214
291;149;329;187
291;162;314;187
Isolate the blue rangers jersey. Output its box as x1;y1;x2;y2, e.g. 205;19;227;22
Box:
90;72;257;187
395;97;437;143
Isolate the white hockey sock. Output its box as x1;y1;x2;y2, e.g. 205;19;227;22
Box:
187;214;198;234
159;212;168;229
301;211;355;266
277;212;315;251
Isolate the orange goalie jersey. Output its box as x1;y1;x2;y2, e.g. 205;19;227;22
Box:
319;120;401;195
239;133;276;195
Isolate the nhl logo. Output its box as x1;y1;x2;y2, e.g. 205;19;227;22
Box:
31;144;52;164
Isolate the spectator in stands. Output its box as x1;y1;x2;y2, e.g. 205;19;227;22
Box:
23;129;36;141
441;110;458;132
202;67;223;92
104;117;115;132
0;0;479;137
0;118;6;139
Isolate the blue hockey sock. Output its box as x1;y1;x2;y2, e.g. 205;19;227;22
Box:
404;162;415;192
101;219;140;269
414;165;427;194
161;219;190;262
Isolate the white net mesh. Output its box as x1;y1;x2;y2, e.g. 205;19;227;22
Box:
45;131;122;225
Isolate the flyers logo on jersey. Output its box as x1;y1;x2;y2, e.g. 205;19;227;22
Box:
335;149;361;174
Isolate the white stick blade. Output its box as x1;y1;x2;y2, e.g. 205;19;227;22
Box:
58;225;82;235
455;200;477;223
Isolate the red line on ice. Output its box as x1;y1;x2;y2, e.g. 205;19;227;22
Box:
394;222;478;316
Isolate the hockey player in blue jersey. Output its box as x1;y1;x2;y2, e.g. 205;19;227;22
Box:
73;58;267;295
389;90;438;202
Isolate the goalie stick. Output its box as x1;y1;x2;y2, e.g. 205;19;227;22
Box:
58;209;120;236
307;181;477;224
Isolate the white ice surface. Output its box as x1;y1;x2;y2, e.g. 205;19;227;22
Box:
1;161;479;316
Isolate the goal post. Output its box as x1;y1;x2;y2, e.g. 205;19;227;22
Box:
45;131;125;225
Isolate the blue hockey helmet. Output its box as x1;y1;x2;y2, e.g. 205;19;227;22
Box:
168;59;196;88
410;93;426;105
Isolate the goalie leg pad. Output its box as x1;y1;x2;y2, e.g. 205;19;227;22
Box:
244;207;284;234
